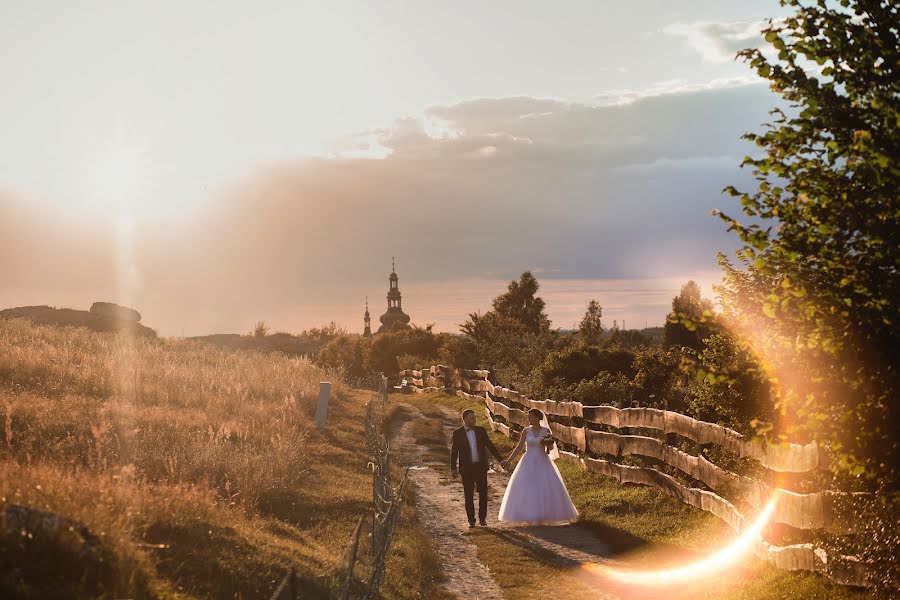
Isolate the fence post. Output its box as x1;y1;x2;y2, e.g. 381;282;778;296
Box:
342;515;366;600
315;382;331;429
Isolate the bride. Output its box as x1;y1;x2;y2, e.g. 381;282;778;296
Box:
498;408;579;525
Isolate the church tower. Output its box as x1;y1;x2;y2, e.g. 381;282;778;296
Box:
363;297;372;337
377;258;411;333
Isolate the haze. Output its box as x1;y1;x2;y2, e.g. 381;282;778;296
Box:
0;1;790;336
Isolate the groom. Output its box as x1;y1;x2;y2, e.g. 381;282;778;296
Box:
450;409;507;528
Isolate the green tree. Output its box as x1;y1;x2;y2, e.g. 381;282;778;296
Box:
458;312;550;390
450;272;559;391
579;299;603;344
717;0;898;487
663;281;715;352
491;271;551;334
716;0;898;584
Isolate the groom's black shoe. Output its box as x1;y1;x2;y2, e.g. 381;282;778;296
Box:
468;522;476;528
479;520;487;527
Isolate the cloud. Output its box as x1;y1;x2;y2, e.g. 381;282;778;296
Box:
336;77;765;164
1;80;778;335
663;20;769;63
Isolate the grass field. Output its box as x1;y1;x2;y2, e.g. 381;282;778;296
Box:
0;318;446;599
395;391;883;600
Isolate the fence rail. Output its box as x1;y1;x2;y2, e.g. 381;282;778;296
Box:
399;365;875;588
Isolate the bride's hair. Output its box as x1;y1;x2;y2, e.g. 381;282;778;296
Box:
527;408;544;420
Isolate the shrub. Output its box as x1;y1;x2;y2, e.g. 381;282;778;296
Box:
535;344;636;391
317;334;371;379
365;325;441;375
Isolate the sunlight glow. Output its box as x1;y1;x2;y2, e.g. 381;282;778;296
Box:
81;136;153;210
583;499;777;586
76;126;155;304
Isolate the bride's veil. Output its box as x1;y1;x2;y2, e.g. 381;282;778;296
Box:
538;411;560;461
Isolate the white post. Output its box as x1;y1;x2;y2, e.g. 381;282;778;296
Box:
315;382;331;428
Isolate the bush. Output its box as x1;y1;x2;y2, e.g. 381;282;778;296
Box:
685;332;773;433
365;325;441;375
632;346;684;408
535;344;636;391
563;371;637;407
316;334;371;379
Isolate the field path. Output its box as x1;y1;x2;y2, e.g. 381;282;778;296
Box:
389;403;620;600
390;404;506;600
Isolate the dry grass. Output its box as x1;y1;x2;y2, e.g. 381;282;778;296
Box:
0;319;447;598
0;317;335;513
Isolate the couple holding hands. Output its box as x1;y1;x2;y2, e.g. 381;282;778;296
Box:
450;407;578;528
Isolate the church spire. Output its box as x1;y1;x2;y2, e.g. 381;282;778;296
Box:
363;297;372;337
378;258;411;333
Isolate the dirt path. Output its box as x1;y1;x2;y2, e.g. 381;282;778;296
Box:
390;403;620;600
391;405;506;600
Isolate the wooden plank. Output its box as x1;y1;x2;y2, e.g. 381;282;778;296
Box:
491;401;511;421
489;401;528;428
753;541;874;588
548;422;586;451
463;379;492;392
527;398;584;418
507;406;529;428
771;488;826;530
581;404;824;473
485;407;510;437
462;369;490;379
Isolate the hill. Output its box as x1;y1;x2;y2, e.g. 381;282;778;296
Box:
188;332;322;356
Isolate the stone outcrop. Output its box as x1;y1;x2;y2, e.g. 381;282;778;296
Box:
0;304;157;338
89;302;141;322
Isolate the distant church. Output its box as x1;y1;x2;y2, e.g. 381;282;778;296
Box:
364;259;411;335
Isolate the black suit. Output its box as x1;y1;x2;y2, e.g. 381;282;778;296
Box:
450;425;503;524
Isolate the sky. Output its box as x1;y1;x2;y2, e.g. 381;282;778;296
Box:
0;1;792;336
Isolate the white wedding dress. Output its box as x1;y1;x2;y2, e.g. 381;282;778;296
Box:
498;426;579;525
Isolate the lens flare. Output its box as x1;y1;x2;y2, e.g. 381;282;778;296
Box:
583;498;777;586
77;125;157;304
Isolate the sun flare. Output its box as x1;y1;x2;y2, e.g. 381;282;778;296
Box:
583;499;778;587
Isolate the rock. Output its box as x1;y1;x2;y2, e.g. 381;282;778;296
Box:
0;305;157;338
1;504;101;560
89;302;141;323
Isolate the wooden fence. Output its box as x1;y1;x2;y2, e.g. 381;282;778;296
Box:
399;365;874;587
